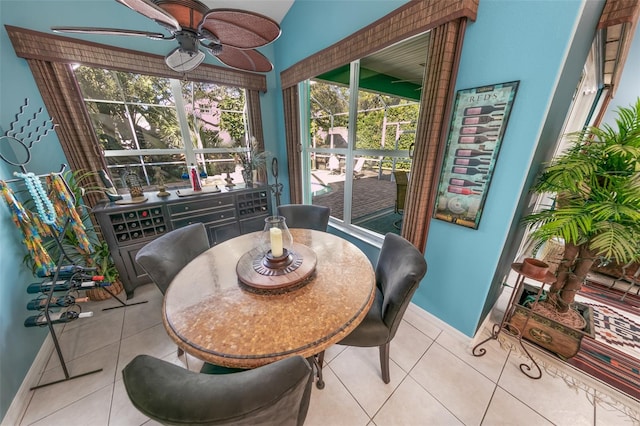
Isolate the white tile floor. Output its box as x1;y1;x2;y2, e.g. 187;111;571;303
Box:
10;281;640;426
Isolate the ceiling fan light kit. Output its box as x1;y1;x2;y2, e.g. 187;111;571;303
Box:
51;0;281;73
165;46;205;72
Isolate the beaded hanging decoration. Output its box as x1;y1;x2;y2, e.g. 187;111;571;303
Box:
0;180;55;276
13;171;57;225
47;174;92;255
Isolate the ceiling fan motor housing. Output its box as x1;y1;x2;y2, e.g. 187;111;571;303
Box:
175;30;199;53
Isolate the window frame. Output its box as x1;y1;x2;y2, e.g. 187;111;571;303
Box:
300;62;418;241
74;67;255;187
6;25;268;208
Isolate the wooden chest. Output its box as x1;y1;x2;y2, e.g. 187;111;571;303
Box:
508;285;594;359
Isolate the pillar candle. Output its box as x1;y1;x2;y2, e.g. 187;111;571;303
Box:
270;227;283;257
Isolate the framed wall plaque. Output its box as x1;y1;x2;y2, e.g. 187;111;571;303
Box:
433;81;519;229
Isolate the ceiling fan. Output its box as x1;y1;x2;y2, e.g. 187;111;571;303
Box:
51;0;281;73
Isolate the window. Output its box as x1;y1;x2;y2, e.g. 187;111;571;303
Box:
299;36;423;237
74;66;253;188
280;1;476;250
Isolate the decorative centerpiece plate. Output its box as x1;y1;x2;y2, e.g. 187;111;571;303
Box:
236;243;317;291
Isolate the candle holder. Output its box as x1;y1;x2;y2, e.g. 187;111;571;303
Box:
262;248;294;270
236;217;317;290
254;216;301;275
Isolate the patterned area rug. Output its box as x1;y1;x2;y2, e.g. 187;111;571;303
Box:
584;303;640;357
569;284;640;400
580;280;640;311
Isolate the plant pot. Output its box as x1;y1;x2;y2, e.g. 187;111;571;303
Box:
521;258;550;280
507;284;594;359
86;279;124;301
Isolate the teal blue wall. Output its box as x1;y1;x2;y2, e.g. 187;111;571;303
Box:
1;2;69;417
0;0;628;420
420;0;601;335
275;0;601;335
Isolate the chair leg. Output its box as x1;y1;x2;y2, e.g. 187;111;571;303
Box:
177;347;184;357
317;350;325;368
309;353;325;389
379;343;390;384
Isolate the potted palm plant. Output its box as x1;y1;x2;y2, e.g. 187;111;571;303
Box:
522;98;640;316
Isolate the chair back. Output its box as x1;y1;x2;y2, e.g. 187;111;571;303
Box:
376;233;427;339
135;223;209;294
353;157;365;178
122;354;313;426
277;204;330;232
393;171;408;214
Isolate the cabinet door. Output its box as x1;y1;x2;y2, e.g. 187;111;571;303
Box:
207;221;241;245
120;241;153;296
240;216;267;234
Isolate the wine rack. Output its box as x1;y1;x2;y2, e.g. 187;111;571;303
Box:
237;189;269;217
109;206;166;242
22;259;106;389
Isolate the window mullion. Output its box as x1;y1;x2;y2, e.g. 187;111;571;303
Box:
299;80;312;205
170;79;196;165
343;60;360;225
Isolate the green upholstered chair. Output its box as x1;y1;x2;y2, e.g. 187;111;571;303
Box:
135;223;209;357
135;222;210;295
122;354;314;426
277;204;330;232
336;233;427;383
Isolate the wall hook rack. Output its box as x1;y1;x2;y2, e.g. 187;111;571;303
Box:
0;98;57;172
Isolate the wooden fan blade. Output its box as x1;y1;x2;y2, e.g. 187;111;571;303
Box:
51;27;169;39
116;0;181;31
200;9;281;49
154;0;209;31
213;46;273;73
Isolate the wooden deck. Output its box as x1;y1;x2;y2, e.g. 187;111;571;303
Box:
311;170;397;222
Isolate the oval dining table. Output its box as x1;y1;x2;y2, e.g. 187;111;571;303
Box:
162;228;376;384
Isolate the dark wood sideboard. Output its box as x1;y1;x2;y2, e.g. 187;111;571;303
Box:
92;185;272;298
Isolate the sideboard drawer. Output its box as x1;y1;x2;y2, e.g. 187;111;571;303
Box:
169;195;234;216
171;208;236;228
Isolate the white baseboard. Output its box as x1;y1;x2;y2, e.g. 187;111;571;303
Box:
1;336;53;426
408;302;472;341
